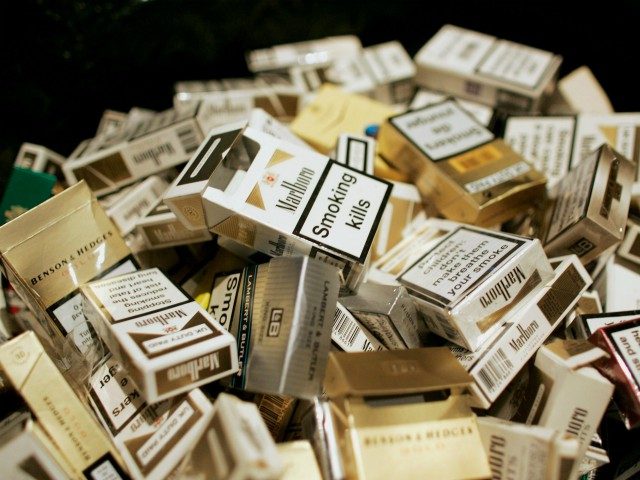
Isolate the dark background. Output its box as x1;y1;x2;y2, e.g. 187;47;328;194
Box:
2;0;640;197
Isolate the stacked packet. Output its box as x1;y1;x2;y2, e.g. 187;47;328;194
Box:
0;24;638;480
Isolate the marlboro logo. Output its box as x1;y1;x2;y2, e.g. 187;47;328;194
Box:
134;309;188;328
167;352;221;382
479;266;527;309
156;346;233;395
274;166;315;213
566;407;588;437
488;435;506;480
508;320;539;352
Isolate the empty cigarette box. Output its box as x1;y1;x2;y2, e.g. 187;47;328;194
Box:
571;113;640;173
361;41;416;105
81;268;238;402
447;255;590;408
88;355;213;480
502;115;576;188
0;331;127;479
246;35;362;73
136;197;213;250
276;440;323;480
546;66;613;115
186;393;283;480
324;348;491;480
174;84;303;123
575;310;640;339
399;224;553;351
478;416;579;480
369;218;457;285
378;98;547;225
543;144;634;264
0;415;77;480
0;182;137;357
590;318;640;429
414;24;562;112
63;104;217;196
207;256;339;399
106;175;168;236
335;133;376;176
164;110;306;233
201;125;392;293
164;122;248;232
14;142;66;182
290;84;395;154
514;339;614;479
95;109;128;137
504;112;640;190
294;41;415;106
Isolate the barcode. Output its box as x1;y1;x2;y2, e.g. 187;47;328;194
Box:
132;142;175;166
477;348;514;393
258;394;293;439
332;306;385;352
333;308;360;347
177;126;200;154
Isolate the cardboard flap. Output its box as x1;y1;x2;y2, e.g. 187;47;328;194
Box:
539;338;608;372
0;182;92;254
324;347;471;398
